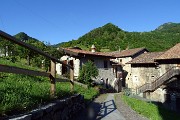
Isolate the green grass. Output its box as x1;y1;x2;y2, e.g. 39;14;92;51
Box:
121;95;180;120
0;57;99;117
0;57;41;71
0;73;99;117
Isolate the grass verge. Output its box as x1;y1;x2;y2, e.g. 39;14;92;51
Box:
0;73;99;117
121;95;180;120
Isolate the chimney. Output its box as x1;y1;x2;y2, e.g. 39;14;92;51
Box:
91;44;96;52
118;46;121;52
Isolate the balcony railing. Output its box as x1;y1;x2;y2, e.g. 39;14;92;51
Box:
138;67;180;93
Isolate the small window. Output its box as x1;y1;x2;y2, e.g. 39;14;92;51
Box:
104;60;108;68
119;59;122;63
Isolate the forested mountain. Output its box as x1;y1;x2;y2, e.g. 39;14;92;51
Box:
155;22;180;33
58;22;180;52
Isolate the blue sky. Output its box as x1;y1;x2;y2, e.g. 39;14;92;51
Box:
0;0;180;44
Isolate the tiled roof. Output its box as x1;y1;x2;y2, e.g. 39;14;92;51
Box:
107;47;148;57
156;43;180;60
61;47;148;58
61;48;114;58
128;52;164;64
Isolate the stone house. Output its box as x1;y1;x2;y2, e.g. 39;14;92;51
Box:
56;45;122;90
127;52;165;101
108;48;148;87
127;43;180;103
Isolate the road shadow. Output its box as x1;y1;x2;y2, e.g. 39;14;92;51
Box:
155;101;180;120
72;99;117;120
96;99;117;120
72;101;101;120
144;100;180;120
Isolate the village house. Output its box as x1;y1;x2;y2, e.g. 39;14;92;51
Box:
127;52;165;101
127;43;180;104
56;46;149;91
56;45;123;91
108;48;148;87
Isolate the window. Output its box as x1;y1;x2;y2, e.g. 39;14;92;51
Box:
119;59;122;63
104;60;108;68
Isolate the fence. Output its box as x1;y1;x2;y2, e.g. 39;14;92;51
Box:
0;30;74;98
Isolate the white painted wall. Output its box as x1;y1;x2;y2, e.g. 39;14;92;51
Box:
111;57;133;87
56;55;121;89
56;55;80;78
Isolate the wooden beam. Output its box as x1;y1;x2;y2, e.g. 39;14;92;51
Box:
0;64;50;77
70;68;74;91
0;64;69;83
0;30;73;69
50;60;56;98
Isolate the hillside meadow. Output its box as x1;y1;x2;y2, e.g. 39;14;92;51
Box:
0;58;99;117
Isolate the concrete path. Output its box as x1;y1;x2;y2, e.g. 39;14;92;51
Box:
96;94;125;120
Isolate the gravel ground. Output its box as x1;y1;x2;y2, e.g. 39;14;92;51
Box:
114;93;149;120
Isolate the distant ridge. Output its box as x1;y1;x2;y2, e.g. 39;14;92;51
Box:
155;22;180;33
55;22;180;52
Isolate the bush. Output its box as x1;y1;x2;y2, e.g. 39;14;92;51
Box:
78;60;98;87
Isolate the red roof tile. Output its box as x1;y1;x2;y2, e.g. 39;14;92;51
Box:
128;52;164;64
107;47;148;57
61;48;114;58
61;47;148;58
156;43;180;60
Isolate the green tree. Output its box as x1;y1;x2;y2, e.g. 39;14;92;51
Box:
78;61;98;87
58;22;180;52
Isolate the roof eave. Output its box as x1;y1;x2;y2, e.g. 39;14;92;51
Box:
127;62;156;64
155;58;180;61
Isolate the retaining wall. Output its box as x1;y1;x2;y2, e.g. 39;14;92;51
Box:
6;94;84;120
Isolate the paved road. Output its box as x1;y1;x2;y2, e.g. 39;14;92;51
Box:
96;94;125;120
73;93;125;120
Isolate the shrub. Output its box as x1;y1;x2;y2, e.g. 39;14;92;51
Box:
78;60;98;87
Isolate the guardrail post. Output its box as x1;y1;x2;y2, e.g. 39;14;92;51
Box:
70;68;74;91
50;60;56;98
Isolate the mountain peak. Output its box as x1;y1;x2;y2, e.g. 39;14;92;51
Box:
155;22;180;33
101;23;123;31
14;32;29;41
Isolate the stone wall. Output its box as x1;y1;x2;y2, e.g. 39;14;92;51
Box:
7;94;84;120
150;88;167;103
128;65;160;90
128;63;179;102
80;57;117;84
